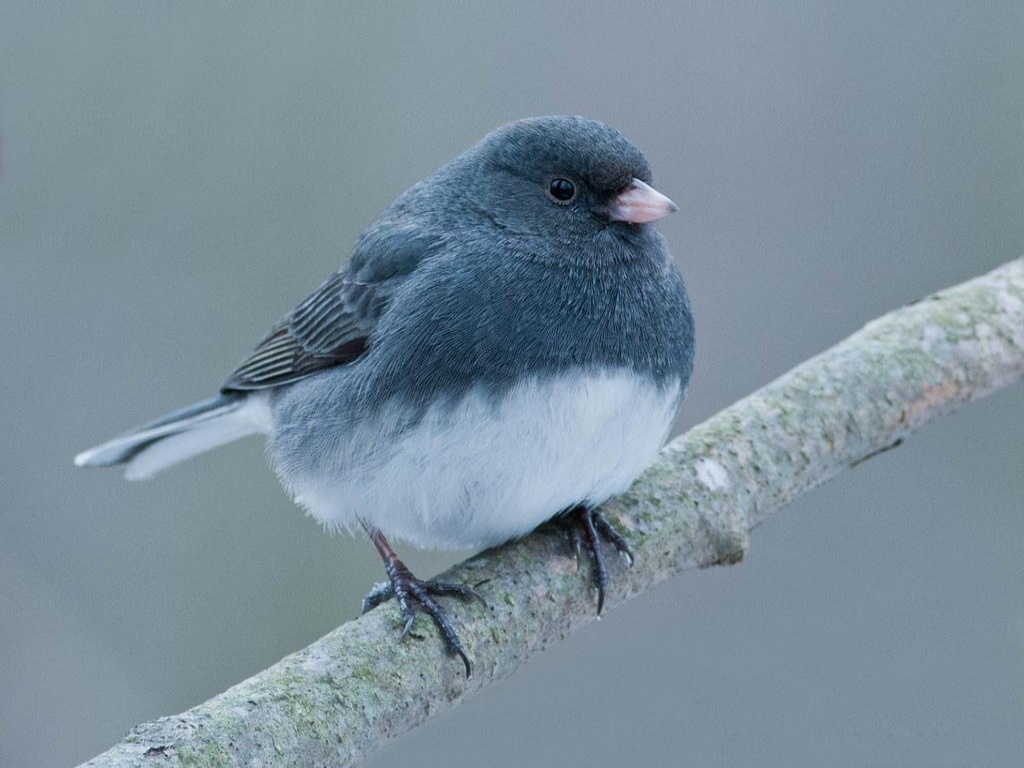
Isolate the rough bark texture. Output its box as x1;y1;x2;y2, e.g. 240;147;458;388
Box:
82;259;1024;768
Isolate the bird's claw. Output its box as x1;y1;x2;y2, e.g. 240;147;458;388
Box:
564;506;635;615
361;565;481;678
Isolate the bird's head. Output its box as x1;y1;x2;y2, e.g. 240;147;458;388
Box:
462;116;677;246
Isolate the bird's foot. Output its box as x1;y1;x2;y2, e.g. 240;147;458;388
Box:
564;505;635;615
361;558;483;678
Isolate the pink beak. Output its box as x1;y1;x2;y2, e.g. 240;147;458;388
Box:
607;178;678;224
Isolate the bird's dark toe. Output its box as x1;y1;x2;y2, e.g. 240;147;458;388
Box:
362;565;476;677
592;512;635;566
423;580;488;606
563;505;635;615
361;581;395;614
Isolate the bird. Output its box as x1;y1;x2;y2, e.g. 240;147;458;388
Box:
75;115;695;677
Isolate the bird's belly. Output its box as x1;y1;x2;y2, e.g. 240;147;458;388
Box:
280;369;681;550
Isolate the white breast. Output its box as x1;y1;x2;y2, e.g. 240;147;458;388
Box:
283;369;681;550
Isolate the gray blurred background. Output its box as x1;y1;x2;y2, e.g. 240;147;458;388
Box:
2;2;1022;766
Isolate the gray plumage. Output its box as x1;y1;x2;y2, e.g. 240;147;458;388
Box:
76;116;694;669
224;117;692;401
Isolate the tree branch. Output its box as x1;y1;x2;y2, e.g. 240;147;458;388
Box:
82;259;1024;768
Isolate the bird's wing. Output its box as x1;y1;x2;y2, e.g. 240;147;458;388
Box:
221;220;442;391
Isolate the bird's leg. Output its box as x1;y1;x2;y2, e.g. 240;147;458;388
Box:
360;522;482;677
563;505;635;615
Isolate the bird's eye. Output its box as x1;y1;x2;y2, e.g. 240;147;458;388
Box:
548;178;576;202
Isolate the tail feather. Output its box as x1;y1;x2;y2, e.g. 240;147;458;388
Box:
75;393;271;480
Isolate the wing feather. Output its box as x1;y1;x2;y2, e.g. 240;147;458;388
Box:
220;220;441;392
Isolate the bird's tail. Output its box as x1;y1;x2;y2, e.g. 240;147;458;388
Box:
74;392;272;481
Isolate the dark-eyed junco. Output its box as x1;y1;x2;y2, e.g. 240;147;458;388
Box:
76;116;695;676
